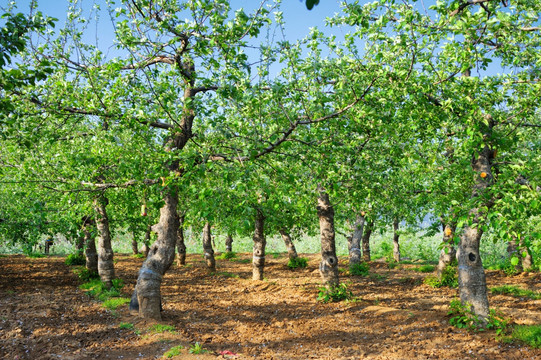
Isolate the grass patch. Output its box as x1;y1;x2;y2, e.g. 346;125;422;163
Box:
73;267;100;282
412;264;435;273
65;253;86;266
447;299;509;335
491;285;541;300
287;257;308;269
232;258;251;264
349;262;370;276
504;325;541;348
103;297;130;310
148;324;176;334
188;342;208;354
269;252;282;259
119;322;134;330
317;283;353;303
163;345;184;358
216;251;236;260
79;278;124;301
26;252;45;258
132;253;145;259
424;264;458;288
214;271;239;278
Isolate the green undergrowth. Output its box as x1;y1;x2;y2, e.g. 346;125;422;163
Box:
491;285;541;300
349;262;370;276
317;283;353;303
163;345;184;358
103;297;130;310
232;258;251;264
424;264;458;288
73;267;100;282
119;322;134;330
216;251;237;260
79;278;125;301
502;325;541;348
213;271;239;278
25;252;45;258
287;257;308;269
412;264;435;273
132;253;145;259
148;324;177;334
188;342;208;354
65;253;86;266
448;299;509;335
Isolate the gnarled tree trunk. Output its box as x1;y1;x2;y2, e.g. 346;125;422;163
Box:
176;214;186;266
437;223;457;279
94;195;115;289
225;233;233;253
130;189;179;320
202;222;216;272
392;218;401;262
361;220;374;262
279;228;298;260
317;188;339;287
348;214;365;267
252;210;266;280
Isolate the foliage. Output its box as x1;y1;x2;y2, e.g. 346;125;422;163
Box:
148;324;176;334
79;279;124;301
287;257;308;269
73;267;99;282
317;283;353;303
349;262;370;276
119;322;134;330
163;345;184;358
491;285;541;300
216;251;236;260
412;265;435;273
448;299;509;334
132;253;145;259
103;297;130;310
65;253;86;266
25;252;45;258
503;325;541;348
424;265;458;288
188;342;208;355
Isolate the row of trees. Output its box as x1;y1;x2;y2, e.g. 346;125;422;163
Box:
1;0;540;324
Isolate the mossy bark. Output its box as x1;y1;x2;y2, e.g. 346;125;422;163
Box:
94;195;115;289
202;222;216;272
252;210;266;280
317;188;339;287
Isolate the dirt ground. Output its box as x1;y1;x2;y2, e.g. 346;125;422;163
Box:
1;253;540;360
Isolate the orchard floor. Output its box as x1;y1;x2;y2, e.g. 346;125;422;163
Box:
1;254;541;360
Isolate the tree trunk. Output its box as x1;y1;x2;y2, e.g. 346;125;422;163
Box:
457;143;493;323
142;225;151;257
392;218;401;262
130;189;179;320
176;214;186;266
225;233;233;253
131;232;139;255
202;222;216;272
521;244;533;271
279;229;298;260
361;220;374;262
75;233;85;255
252;210;266;280
94;195;115;289
437;223;457;279
317;188;339;287
348;214;365;267
84;227;98;275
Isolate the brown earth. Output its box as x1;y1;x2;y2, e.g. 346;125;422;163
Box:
1;253;540;360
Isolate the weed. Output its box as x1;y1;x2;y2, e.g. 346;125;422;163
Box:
491;285;541;300
424;264;457;288
233;258;251;264
214;271;239;278
26;252;45;258
412;265;435;273
73;267;100;282
503;325;541;348
349;262;370;276
287;257;308;269
163;345;184;358
217;251;236;260
148;324;176;334
447;299;509;335
317;283;353;303
103;297;130;310
387;261;398;269
132;253;145;259
269;252;281;259
188;342;208;354
65;253;86;266
119;322;134;330
369;273;387;281
79;278;124;301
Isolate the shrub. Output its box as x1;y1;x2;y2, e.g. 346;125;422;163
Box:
317;283;353;303
287;257;308;269
73;267;99;282
349;262;370;276
65;253;86;266
80;278;124;301
188;342;208;354
217;251;236;260
448;299;509;335
424;264;457;288
132;253;145;259
413;264;435;273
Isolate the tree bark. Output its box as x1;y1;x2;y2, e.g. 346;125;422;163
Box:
142;225;151;257
202;222;216;272
75;233;85;255
437;223;457;279
457;144;493;323
225;233;233;253
279;229;298;260
361;220;374;262
317;188;339;287
94;195;115;289
130;189;179;320
252;210;266;280
176;214;186;266
348;214;365;267
84;226;98;275
131;232;139;255
392;218;401;262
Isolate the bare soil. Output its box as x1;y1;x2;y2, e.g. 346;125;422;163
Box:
1;253;540;360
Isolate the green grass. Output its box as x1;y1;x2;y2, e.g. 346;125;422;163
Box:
317;283;353;303
287;257;308;269
119;322;134;330
214;271;239;278
132;253;145;259
148;324;176;334
65;253;86;266
103;297;130;310
188;342;208;354
73;267;100;282
26;252;45;258
216;251;237;260
505;325;541;348
491;285;541;300
424;264;458;288
163;345;184;358
412;264;435;273
349;262;370;276
232;258;251;264
79;278;124;301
